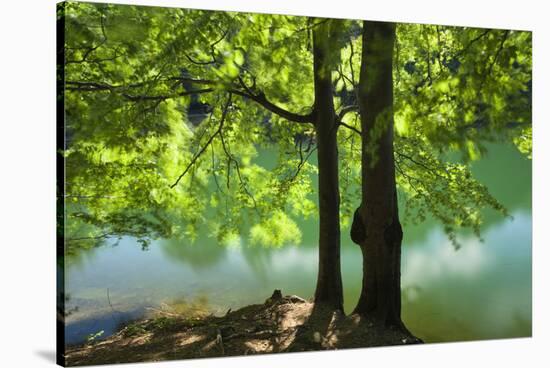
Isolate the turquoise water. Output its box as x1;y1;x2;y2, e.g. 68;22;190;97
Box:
64;143;531;345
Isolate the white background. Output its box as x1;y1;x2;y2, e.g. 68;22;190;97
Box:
0;0;548;367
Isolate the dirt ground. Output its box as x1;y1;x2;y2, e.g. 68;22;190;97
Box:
64;290;422;366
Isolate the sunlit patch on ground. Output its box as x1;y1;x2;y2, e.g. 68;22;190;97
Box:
65;292;420;366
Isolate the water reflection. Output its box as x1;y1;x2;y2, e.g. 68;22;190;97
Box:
64;143;531;345
161;236;229;270
401;211;531;342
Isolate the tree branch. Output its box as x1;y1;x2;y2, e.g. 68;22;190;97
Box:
65;13;109;65
122;88;214;102
338;119;361;136
288;143;317;183
218;119;261;215
65;81;214;102
68;76;312;124
228;88;313;124
169;94;232;188
395;150;447;180
455;29;492;58
183;28;229;66
65;81;114;91
337;105;358;122
484;30;510;81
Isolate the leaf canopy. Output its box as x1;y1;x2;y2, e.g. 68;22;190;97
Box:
59;2;532;253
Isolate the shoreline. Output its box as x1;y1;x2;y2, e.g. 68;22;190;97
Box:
64;290;421;366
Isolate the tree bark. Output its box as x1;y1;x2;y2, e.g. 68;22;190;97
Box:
354;21;405;328
312;20;343;311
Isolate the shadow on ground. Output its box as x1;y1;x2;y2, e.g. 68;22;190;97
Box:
65;290;421;366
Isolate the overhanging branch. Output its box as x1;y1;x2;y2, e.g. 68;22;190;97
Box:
229;88;313;124
68;76;313;124
169;94;232;188
122;88;214;102
65;80;215;102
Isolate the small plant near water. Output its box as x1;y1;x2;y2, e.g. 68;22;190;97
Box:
122;322;147;337
146;316;180;331
86;330;104;343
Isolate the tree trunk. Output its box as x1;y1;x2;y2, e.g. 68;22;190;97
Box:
354;21;404;328
312;19;343;311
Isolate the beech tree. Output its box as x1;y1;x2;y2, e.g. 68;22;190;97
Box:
348;20;531;329
59;1;531;331
60;2;349;309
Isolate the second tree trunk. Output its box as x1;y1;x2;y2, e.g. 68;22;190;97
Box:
354;21;404;328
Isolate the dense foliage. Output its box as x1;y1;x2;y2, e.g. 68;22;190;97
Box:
59;2;531;254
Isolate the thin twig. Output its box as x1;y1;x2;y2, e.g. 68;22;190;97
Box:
170;95;232;188
219;125;261;216
338;120;361;136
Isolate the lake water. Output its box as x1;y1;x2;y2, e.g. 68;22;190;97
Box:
63;143;531;345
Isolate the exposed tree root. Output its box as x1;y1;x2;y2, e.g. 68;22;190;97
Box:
64;290;421;366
